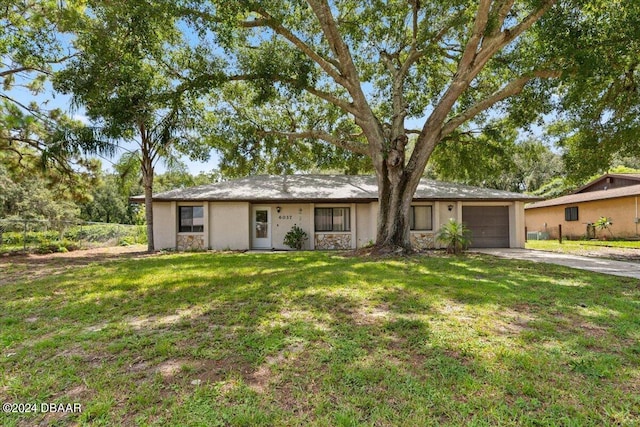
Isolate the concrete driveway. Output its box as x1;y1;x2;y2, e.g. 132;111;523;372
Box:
472;248;640;279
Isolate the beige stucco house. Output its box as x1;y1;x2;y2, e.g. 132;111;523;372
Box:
525;173;640;239
136;175;537;251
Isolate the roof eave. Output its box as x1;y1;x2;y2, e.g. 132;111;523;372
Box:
574;173;640;194
133;196;540;203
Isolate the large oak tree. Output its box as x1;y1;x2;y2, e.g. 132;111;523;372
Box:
183;0;574;252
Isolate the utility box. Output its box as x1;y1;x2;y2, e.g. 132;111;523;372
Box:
527;231;549;241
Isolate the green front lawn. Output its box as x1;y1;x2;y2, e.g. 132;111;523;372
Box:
527;239;640;252
1;252;638;426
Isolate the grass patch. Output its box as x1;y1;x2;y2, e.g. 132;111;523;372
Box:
1;251;638;426
527;239;640;252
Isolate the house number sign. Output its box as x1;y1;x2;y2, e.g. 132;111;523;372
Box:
278;215;293;220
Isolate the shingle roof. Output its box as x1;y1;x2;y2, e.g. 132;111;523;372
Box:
574;173;640;193
607;173;640;179
525;184;640;209
133;175;539;203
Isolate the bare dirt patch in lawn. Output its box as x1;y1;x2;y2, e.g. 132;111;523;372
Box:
124;308;203;330
353;303;392;325
148;357;257;387
130;356;255;388
0;245;151;285
247;342;307;393
492;308;534;336
155;359;192;379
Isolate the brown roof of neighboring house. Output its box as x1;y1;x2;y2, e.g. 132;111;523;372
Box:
132;174;540;203
525;183;640;209
574;173;640;193
609;173;640;179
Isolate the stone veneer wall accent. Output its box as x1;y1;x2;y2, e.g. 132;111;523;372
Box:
177;234;205;251
410;232;435;250
315;233;352;250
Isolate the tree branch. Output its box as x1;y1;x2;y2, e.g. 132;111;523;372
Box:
410;0;419;43
306;1;353;77
1;135;75;174
0;135;44;151
219;71;359;116
442;70;561;136
487;0;515;39
259;128;369;155
305;0;368;103
0;53;77;78
474;0;557;74
419;0;493;136
243;7;348;88
458;0;492;73
0;93;53;125
1;143;30;164
380;51;397;76
418;0;557;144
299;84;357;115
0;66;34;78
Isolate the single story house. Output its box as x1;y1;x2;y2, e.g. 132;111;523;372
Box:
525;173;640;239
134;175;538;251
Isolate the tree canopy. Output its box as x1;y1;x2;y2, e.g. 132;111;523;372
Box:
55;0;218;250
177;0;579;251
0;0;98;179
428;132;564;193
543;1;640;181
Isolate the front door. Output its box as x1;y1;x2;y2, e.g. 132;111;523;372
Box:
252;206;271;249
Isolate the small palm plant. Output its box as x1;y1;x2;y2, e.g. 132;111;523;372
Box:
436;219;471;254
594;216;613;239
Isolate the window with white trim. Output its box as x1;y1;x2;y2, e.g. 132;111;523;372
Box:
314;207;351;232
179;206;204;232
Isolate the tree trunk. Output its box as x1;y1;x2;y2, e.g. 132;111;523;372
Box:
371;131;439;255
144;179;154;252
374;168;423;254
142;155;155;252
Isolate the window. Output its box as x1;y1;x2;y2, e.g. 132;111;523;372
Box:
179;206;204;232
565;206;578;222
315;207;351;232
410;205;433;230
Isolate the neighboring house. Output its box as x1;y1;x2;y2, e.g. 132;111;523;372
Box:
133;175;537;251
525;173;640;239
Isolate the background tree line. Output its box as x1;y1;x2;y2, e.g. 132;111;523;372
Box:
0;151;220;225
